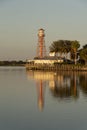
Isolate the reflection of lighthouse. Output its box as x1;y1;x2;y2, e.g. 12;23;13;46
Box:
37;80;45;111
37;28;46;58
26;71;55;111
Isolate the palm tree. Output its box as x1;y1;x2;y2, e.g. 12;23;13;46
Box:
83;44;87;49
49;40;64;57
71;40;80;64
58;40;65;57
49;41;59;54
63;40;72;58
49;40;71;58
79;48;87;65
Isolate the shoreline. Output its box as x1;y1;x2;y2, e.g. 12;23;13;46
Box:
26;64;87;71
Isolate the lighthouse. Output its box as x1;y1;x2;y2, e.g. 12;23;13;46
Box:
37;28;46;58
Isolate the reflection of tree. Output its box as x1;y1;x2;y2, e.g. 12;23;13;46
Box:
71;72;78;99
50;72;79;100
79;73;87;95
26;71;87;110
51;84;71;98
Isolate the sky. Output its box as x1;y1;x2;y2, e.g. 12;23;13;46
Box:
0;0;87;60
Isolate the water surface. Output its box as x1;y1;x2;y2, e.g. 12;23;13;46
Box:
0;67;87;130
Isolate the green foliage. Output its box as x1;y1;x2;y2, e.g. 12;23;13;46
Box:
83;44;87;49
70;40;80;64
49;40;80;65
79;48;87;65
49;40;72;57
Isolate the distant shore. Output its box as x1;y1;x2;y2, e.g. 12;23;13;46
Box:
0;61;26;66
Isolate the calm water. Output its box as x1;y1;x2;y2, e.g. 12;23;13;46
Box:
0;67;87;130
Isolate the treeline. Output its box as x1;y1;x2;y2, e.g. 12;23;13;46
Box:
0;60;26;66
49;40;87;65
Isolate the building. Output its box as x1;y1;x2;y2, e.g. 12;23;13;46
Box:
27;56;64;65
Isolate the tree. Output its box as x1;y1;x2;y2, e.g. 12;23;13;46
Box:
49;40;64;57
71;40;80;64
49;41;59;54
63;40;71;58
79;48;87;65
83;44;87;49
49;40;71;58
